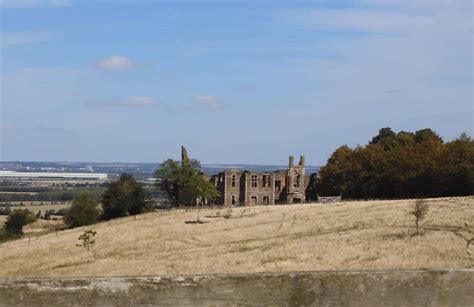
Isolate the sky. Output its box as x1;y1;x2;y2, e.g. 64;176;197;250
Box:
0;0;472;165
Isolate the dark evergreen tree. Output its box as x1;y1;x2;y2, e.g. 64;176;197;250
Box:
101;174;149;220
64;194;100;228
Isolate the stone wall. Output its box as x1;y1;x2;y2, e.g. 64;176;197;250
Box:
1;269;473;306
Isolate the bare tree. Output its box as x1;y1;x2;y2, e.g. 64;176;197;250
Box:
411;199;430;235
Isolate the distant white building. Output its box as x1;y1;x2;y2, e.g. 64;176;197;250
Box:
0;171;108;181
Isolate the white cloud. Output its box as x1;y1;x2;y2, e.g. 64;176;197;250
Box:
87;96;159;107
95;55;136;71
0;0;71;8
191;95;225;108
1;32;51;47
125;96;158;106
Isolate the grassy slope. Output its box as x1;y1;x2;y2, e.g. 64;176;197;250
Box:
0;197;473;278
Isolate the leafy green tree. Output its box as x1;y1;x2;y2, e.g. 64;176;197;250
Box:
3;209;37;236
64;194;100;228
101;174;149;220
155;159;219;206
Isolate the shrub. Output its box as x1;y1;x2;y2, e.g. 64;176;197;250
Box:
3;209;37;236
56;208;68;216
64;194;100;228
44;210;52;220
0;206;12;216
223;208;232;219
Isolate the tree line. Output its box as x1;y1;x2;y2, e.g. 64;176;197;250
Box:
313;128;473;200
0;187;105;202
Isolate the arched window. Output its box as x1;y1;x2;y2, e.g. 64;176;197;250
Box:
231;174;236;187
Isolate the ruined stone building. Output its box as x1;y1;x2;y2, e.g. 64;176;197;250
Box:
210;155;309;206
179;146;315;206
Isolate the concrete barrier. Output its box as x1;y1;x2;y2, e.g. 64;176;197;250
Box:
1;269;473;306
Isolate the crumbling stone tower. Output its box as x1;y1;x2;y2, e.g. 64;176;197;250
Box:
181;146;190;167
285;155;306;203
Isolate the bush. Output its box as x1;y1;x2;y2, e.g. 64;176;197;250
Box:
3;209;37;236
56;208;69;216
64;194;100;228
0;206;12;216
44;210;52;220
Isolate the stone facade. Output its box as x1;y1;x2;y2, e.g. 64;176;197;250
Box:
211;155;308;206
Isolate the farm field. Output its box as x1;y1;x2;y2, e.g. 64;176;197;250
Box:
0;192;38;195
0;202;71;214
0;197;472;278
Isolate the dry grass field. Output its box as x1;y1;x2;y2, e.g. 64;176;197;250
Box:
0;197;473;278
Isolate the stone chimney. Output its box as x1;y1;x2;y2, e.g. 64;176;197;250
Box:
299;155;305;167
289;155;294;168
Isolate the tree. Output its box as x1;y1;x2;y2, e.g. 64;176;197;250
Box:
3;209;37;237
415;128;443;144
64;194;100;228
76;230;97;263
317;145;359;197
317;128;472;200
155;159;219;206
439;133;474;196
411;199;430;235
369;127;397;150
101;174;149;220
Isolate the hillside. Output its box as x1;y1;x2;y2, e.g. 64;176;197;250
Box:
0;197;473;278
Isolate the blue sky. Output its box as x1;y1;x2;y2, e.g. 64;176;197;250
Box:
0;0;472;165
